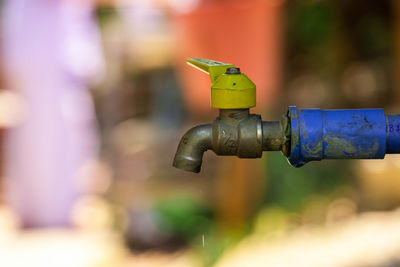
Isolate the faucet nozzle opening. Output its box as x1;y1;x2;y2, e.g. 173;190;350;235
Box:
173;155;203;173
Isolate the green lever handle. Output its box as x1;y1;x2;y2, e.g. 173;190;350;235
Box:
187;58;235;82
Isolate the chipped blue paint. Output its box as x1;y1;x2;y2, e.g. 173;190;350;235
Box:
386;114;400;153
287;106;394;167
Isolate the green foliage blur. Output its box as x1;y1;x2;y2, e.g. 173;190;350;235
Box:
265;152;354;211
153;197;213;239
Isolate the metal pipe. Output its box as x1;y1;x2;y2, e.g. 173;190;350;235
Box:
287;107;399;167
262;121;285;151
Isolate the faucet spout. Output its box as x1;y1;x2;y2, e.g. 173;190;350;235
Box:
173;124;213;173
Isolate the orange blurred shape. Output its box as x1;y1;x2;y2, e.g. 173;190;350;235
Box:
173;0;285;117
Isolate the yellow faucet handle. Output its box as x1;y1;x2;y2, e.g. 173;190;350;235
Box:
187;58;235;82
186;58;256;109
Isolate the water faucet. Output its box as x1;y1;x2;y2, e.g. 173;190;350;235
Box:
173;58;400;173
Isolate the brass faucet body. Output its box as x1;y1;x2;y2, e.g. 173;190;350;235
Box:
173;109;290;172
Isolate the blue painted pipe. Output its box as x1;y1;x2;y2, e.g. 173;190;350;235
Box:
287;106;400;167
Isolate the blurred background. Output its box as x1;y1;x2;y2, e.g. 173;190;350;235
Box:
0;0;400;266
